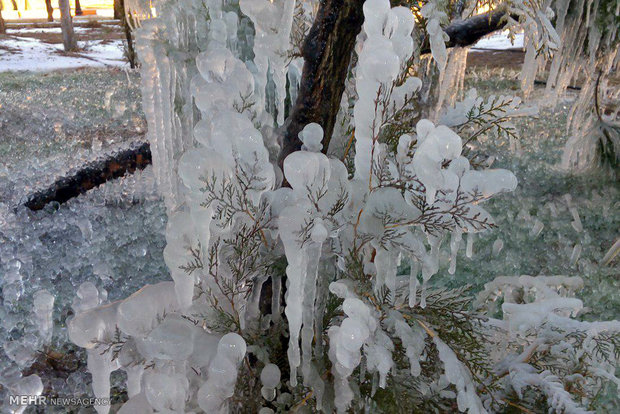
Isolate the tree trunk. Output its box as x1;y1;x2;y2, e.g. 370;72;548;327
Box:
119;0;137;68
59;0;77;51
114;0;122;19
0;4;6;35
75;0;82;16
277;0;366;172
45;0;53;22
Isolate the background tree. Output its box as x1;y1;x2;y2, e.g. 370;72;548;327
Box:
114;0;122;19
0;2;5;35
118;0;137;68
45;0;53;22
58;0;77;51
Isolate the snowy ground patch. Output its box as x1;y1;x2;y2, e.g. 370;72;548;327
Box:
0;36;127;72
473;31;524;50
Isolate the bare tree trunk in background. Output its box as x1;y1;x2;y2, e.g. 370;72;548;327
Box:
123;18;137;68
114;0;122;19
113;0;137;68
59;0;77;51
118;0;137;68
75;0;82;16
0;3;5;35
45;0;53;22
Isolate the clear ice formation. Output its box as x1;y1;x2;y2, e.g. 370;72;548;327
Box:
0;159;168;410
86;0;525;411
38;0;616;412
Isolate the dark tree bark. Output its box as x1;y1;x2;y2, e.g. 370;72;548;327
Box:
75;0;83;16
59;0;77;51
277;0;366;172
24;142;152;211
45;0;53;22
428;10;510;54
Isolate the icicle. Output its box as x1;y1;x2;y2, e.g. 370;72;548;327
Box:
283;245;307;386
570;244;582;267
408;258;420;307
570;206;583;233
301;238;323;385
492;239;504;256
529;219;544;238
448;228;462;274
239;0;297;125
33;290;54;343
87;349;119;414
299;218;328;399
465;232;475;258
353;0;415;182
434;47;469;117
374;247;398;298
422;3;448;74
549;201;558;218
270;274;282;323
420;236;441;308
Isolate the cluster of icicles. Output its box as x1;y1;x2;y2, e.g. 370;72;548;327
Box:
66;0;523;412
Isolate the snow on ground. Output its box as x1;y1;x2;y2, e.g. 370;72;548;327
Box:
0;36;126;72
473;31;524;50
7;26;94;34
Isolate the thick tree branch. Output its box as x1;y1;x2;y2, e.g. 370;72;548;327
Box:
24;142;151;211
424;10;510;54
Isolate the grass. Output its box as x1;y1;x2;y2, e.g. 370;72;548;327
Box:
436;68;620;322
0;68;145;171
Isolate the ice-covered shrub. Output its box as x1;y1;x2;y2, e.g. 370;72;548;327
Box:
64;0;618;413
